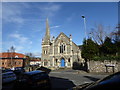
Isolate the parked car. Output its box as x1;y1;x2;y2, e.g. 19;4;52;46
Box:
14;70;51;89
2;69;13;73
36;66;51;74
71;71;120;90
2;71;17;84
13;67;25;77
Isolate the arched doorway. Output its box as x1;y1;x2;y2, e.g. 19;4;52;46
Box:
61;58;65;67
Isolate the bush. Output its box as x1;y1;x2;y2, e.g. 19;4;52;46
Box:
92;56;120;61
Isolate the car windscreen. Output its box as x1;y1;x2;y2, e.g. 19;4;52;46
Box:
99;73;120;85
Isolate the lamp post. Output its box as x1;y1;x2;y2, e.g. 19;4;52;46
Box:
82;15;87;44
82;15;89;72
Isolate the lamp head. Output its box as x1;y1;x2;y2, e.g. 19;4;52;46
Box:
82;16;85;18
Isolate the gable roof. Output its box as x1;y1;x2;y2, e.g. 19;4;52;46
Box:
0;52;26;58
55;32;70;42
54;32;79;48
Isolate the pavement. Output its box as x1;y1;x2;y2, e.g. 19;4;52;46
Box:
49;69;110;90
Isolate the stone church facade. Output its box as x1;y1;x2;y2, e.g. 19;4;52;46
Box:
41;19;84;68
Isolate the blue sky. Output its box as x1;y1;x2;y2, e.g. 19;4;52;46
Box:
2;2;118;56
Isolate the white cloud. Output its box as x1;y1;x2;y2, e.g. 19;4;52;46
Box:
32;52;41;57
41;4;61;12
66;13;75;22
9;33;28;43
38;3;61;17
10;17;24;24
2;3;62;54
15;45;24;52
29;41;33;44
2;3;30;24
2;32;33;52
50;25;60;29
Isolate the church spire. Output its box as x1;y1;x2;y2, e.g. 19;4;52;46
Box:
42;18;50;45
46;18;50;37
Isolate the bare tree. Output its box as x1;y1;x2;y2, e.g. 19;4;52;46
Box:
9;46;15;68
110;24;120;42
25;53;33;57
89;24;107;45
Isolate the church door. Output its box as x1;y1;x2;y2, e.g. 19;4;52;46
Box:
61;58;65;67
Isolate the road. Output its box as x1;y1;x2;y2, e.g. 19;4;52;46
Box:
49;69;109;90
2;69;110;90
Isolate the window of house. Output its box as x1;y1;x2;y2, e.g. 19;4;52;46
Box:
44;50;45;54
2;62;4;65
44;50;47;54
44;61;47;66
18;62;21;65
60;45;62;53
60;44;66;53
15;55;19;58
55;59;58;63
78;58;80;61
68;58;70;62
64;45;65;51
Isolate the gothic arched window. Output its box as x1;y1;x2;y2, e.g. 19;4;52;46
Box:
68;58;70;62
60;44;66;53
55;59;58;63
44;50;47;54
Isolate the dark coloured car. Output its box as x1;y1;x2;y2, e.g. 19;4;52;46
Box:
71;71;120;90
14;70;51;89
13;67;25;77
2;71;17;90
2;69;13;73
2;71;17;84
36;66;51;74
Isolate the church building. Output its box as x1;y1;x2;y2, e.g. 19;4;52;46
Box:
41;19;84;68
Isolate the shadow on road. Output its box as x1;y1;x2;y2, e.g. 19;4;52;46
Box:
84;76;100;82
50;76;76;90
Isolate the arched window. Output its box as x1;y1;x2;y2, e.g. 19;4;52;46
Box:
64;45;65;51
44;50;47;54
44;61;48;66
60;45;62;53
55;59;58;63
68;58;70;62
15;55;19;58
60;43;66;53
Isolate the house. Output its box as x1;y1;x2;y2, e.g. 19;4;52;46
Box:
30;58;41;66
0;52;26;69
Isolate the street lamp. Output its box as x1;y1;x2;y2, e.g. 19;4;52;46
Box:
82;15;87;44
82;16;90;72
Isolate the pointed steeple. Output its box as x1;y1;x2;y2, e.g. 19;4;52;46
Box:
42;18;50;45
45;18;50;37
